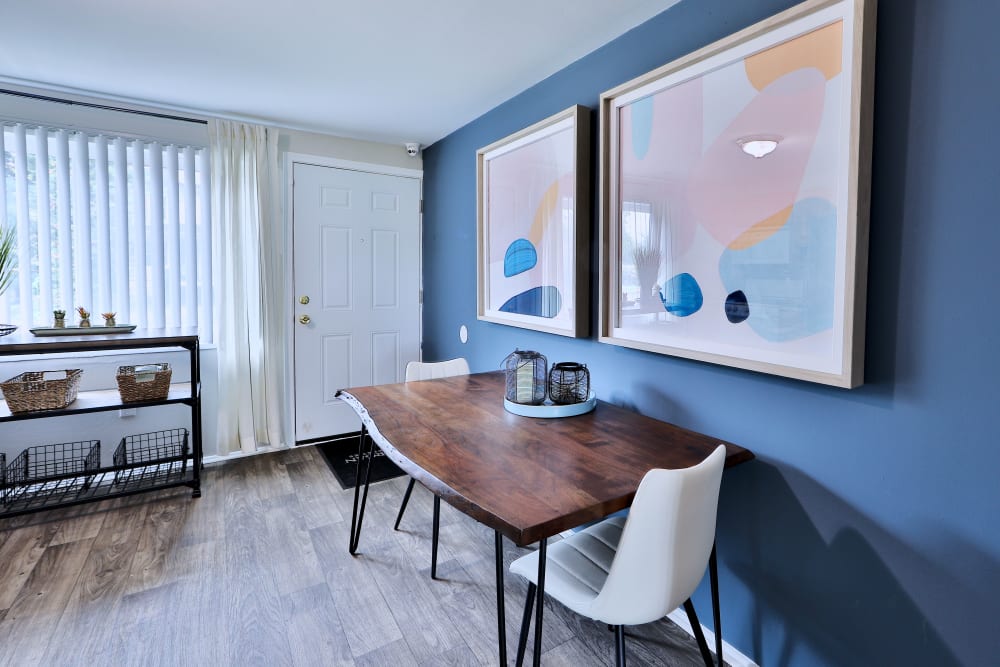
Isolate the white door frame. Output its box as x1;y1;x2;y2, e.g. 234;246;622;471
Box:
283;152;423;442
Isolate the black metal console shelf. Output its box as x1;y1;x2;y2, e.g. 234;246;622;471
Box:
0;329;203;519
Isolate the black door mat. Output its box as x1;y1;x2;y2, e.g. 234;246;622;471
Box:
315;436;406;490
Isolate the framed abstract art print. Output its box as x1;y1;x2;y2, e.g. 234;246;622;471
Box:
477;105;590;337
598;0;876;387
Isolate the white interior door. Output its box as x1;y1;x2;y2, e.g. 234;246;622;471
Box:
292;163;421;441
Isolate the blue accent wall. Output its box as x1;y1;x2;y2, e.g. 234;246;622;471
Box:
422;1;1000;664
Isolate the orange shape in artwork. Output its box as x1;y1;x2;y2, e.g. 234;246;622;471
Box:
728;205;793;250
528;174;575;247
745;20;843;90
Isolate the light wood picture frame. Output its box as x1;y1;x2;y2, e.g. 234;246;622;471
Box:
598;0;876;387
477;105;590;338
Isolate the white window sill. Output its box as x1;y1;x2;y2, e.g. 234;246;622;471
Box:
0;341;217;364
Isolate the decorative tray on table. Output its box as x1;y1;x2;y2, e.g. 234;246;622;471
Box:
30;325;137;336
503;391;597;418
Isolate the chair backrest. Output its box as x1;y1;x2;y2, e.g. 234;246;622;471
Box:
405;358;470;382
589;444;727;625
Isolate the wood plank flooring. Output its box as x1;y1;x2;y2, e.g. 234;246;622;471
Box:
0;446;715;666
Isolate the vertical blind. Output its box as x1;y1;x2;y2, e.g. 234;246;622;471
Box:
0;123;212;340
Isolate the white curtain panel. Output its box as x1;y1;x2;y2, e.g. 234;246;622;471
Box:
209;120;287;454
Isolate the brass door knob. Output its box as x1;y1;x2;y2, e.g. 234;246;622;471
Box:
299;314;311;325
299;295;310;305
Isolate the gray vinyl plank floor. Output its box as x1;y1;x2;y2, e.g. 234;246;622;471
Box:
0;445;715;666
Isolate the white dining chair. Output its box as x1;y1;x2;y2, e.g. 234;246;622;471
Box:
394;357;470;579
509;444;727;666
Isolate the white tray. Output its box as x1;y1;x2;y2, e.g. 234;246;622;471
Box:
30;325;137;336
503;392;597;418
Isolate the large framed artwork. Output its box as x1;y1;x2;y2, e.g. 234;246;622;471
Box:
598;0;876;387
477;105;590;337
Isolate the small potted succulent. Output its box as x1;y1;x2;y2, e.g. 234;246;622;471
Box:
102;312;116;327
76;306;91;328
53;309;66;328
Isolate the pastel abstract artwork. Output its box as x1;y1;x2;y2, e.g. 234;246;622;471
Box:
478;105;589;337
601;0;875;387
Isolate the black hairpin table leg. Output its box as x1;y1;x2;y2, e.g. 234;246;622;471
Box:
495;531;507;666
348;425;376;555
532;538;547;667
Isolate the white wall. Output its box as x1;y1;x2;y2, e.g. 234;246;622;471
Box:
280;128;421;170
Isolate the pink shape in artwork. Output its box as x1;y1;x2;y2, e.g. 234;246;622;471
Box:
687;67;827;248
619;76;703;256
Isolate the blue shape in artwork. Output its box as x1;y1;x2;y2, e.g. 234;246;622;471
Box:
504;238;537;277
659;272;703;317
725;290;750;323
630;96;654;160
499;286;562;318
718;197;836;342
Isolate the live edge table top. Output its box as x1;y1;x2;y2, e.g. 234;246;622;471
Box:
337;371;753;547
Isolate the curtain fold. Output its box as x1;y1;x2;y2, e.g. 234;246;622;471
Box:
209;120;287;455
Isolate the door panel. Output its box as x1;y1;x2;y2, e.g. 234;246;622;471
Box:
323;227;353;309
293;163;421;441
371;331;400;385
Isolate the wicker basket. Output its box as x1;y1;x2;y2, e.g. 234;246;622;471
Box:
116;363;171;403
1;369;83;413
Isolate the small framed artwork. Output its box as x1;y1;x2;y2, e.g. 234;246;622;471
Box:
477;105;590;337
597;0;876;387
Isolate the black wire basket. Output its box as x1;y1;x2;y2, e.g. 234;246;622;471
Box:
4;440;101;506
113;428;189;487
548;362;591;405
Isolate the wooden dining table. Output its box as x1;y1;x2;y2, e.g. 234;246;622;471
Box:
337;371;753;666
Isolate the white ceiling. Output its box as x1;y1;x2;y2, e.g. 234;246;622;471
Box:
0;0;679;148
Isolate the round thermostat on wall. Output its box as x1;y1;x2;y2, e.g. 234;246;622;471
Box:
459;325;468;344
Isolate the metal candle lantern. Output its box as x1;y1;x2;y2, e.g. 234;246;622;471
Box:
502;349;548;405
548;362;590;405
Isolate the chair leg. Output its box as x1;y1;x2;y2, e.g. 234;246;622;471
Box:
614;625;627;667
709;544;723;666
516;583;536;666
683;599;715;667
394;477;416;530
430;495;441;579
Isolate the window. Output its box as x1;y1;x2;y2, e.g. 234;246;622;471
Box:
0;123;212;340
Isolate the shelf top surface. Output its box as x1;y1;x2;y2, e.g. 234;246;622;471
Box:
0;327;200;354
0;384;195;421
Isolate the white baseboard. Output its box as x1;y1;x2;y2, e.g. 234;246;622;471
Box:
203;443;288;465
666;609;758;667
